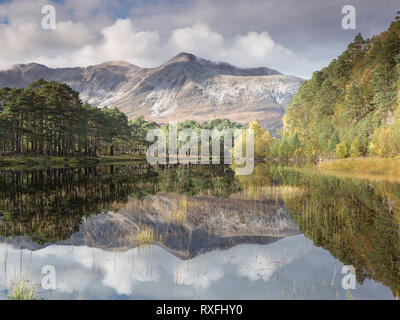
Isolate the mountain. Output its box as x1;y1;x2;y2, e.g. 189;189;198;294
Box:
0;52;303;129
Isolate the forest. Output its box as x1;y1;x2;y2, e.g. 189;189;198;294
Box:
274;16;400;160
0;78;241;158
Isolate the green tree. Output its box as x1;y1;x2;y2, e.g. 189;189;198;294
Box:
371;31;400;114
350;137;364;157
336;142;350;158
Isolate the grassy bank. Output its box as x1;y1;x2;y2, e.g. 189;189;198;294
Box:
0;154;146;170
317;157;400;182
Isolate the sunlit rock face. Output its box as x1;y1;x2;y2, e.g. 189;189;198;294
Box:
0;53;303;130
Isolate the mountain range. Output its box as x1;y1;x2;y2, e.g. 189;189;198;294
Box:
0;52;303;129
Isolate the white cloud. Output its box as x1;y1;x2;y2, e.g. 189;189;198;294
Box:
1;235;393;299
0;0;398;77
0;0;308;76
166;23;296;69
0;20;94;69
56;18;163;68
165;24;313;76
96;19;161;65
0;236;311;299
169;23;224;56
0;0;318;76
230;31;292;62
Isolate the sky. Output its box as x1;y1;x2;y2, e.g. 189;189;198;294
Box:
0;0;398;78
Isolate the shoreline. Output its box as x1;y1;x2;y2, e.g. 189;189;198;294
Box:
0;154;147;170
2;155;400;182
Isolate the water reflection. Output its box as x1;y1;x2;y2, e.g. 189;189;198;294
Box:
0;236;394;300
0;163;399;299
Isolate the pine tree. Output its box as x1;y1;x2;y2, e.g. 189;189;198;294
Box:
372;32;400;114
0;79;135;157
328;132;340;154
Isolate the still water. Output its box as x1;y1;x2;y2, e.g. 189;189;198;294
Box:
0;163;398;299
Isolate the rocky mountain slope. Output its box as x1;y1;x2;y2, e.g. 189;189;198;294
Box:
0;53;303;129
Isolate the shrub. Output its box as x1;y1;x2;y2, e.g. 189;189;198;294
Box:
336;142;350;158
369;109;400;157
350;138;364;157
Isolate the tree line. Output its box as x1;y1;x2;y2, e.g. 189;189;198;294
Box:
0;78;242;157
0;79;134;156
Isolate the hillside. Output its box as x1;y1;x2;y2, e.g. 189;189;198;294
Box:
278;18;400;159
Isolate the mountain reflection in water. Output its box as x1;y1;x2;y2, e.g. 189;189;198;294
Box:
0;163;399;299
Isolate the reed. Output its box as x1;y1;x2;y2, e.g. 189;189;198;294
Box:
173;196;189;224
9;279;37;300
243;185;303;201
136;225;156;246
